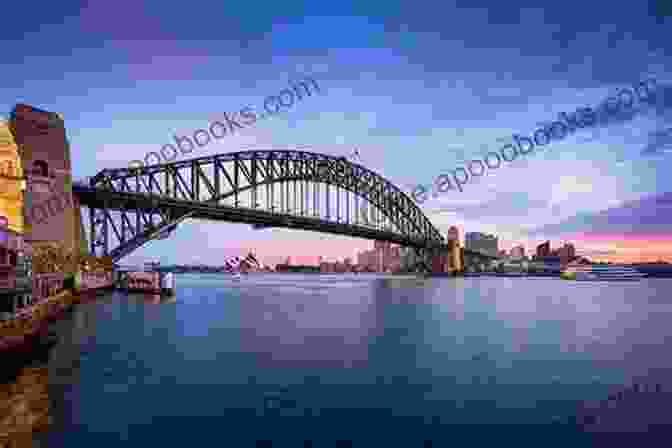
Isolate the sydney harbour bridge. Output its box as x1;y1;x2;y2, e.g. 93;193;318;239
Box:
72;149;498;272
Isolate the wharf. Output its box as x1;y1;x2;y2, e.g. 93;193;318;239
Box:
0;271;115;356
0;290;74;355
114;270;175;296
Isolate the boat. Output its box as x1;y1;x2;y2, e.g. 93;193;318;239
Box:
561;264;646;281
232;272;242;280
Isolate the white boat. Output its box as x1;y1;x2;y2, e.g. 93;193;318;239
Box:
232;272;242;280
561;264;646;281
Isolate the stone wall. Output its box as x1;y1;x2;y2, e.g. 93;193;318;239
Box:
10;104;77;254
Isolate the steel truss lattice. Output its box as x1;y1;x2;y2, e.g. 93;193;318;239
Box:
75;150;446;263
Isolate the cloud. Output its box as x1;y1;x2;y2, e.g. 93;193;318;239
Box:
574;248;620;257
523;191;672;237
429;191;549;220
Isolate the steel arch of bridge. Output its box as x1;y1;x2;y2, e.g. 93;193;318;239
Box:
75;150;445;263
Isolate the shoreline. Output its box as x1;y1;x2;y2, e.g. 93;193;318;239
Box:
0;291;75;359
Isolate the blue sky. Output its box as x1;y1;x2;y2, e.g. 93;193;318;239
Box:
2;0;671;265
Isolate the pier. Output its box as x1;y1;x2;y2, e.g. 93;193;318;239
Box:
114;268;175;295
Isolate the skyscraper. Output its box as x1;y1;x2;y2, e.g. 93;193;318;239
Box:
536;241;551;257
556;243;576;263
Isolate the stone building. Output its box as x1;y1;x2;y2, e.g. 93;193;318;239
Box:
0;120;31;318
10;104;84;257
446;226;463;272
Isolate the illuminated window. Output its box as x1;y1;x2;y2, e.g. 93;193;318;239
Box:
33;160;49;177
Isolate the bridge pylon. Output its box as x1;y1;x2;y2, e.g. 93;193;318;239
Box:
11;104;81;268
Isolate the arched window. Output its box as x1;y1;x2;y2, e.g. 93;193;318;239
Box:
33;160;49;177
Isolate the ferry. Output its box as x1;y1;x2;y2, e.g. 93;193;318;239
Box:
561;264;646;281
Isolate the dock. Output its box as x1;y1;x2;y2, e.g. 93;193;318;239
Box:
114;269;175;295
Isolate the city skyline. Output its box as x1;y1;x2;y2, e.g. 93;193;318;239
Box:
1;1;670;265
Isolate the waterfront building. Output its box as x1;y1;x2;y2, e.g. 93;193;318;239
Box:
319;261;342;273
356;242;401;272
0;225;31;320
357;249;375;271
0;121;31;319
399;246;419;272
536;241;551;257
555;243;576;263
465;232;498;257
432;251;449;273
510;245;525;259
11;105;84;259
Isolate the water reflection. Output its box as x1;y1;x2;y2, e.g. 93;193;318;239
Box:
238;275;379;368
126;293;176;305
3;276;672;445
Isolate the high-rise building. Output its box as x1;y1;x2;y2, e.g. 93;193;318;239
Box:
565;243;576;259
465;232;498;257
399;246;418;272
556;242;576;263
357;242;401;272
374;240;390;251
510;245;525;259
536;241;551;257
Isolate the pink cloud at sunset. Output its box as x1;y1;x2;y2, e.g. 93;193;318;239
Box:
568;233;672;263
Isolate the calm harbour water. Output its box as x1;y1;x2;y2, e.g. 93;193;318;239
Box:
5;274;672;446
